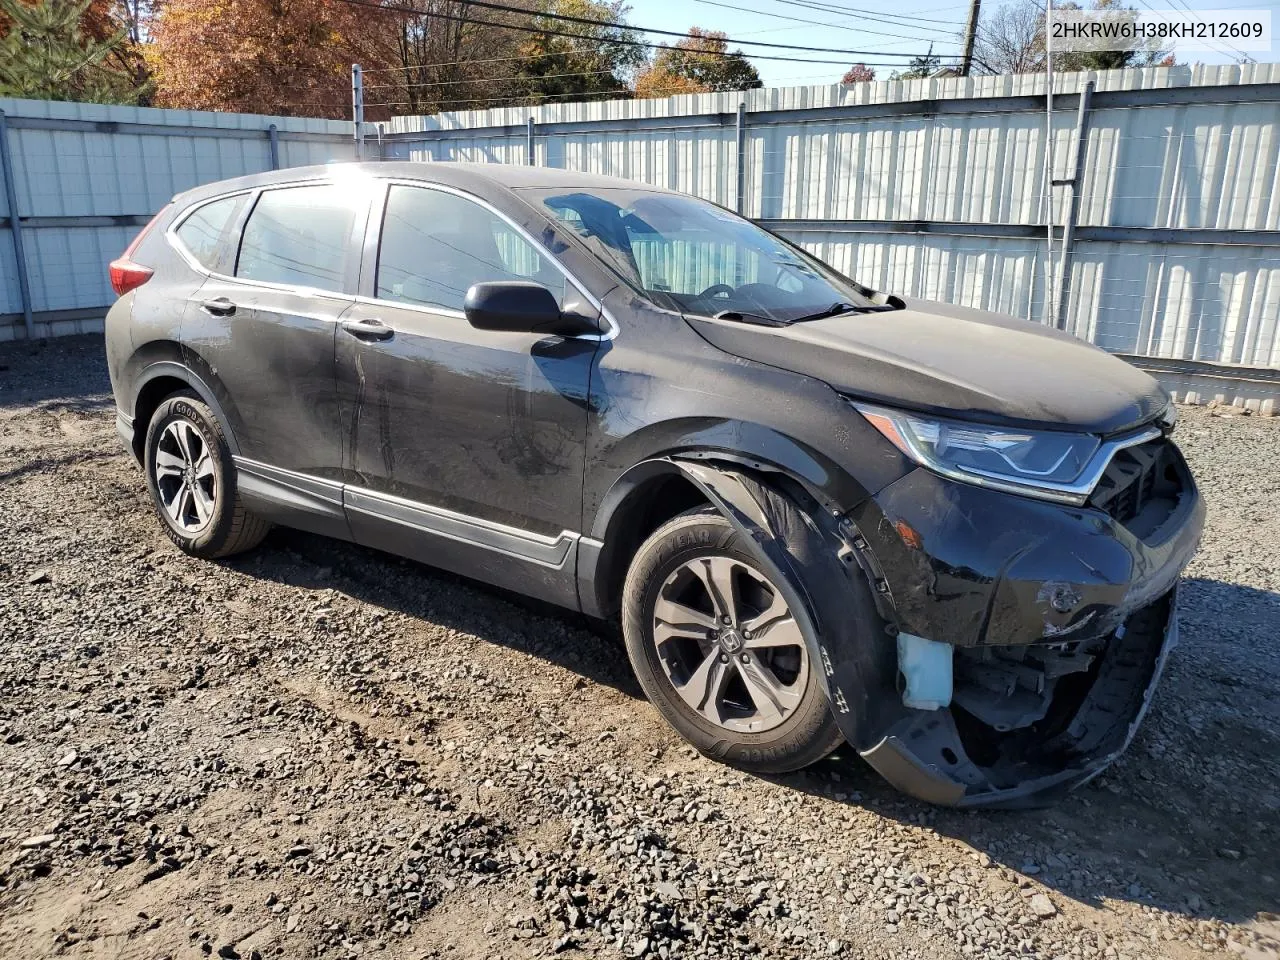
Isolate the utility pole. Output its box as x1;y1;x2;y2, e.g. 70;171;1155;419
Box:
1041;3;1055;326
960;0;981;77
351;63;365;160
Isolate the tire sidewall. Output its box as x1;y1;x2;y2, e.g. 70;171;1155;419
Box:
622;512;838;773
143;394;236;557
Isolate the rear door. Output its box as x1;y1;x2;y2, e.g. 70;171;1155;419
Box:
182;180;371;537
334;181;600;606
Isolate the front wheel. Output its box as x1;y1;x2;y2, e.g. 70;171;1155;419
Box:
621;510;844;774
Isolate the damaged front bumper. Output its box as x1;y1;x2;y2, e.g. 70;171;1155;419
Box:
861;590;1180;807
845;436;1204;807
673;431;1203;808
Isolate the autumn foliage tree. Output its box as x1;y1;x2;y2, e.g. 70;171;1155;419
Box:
147;0;377;117
633;27;761;98
841;63;875;84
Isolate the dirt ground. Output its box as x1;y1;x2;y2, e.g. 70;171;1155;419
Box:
1;335;1277;960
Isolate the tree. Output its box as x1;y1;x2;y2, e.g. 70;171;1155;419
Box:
1056;0;1173;71
369;0;527;116
0;0;138;102
972;0;1174;75
972;0;1044;73
511;0;644;106
633;27;761;98
841;63;875;84
147;0;376;118
891;46;941;80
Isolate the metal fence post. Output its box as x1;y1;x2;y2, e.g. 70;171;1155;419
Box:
526;117;536;165
377;123;385;160
735;102;747;214
267;123;280;170
1053;81;1094;332
351;64;365;160
0;110;34;340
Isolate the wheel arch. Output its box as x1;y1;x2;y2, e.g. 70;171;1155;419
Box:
579;445;845;622
131;361;240;463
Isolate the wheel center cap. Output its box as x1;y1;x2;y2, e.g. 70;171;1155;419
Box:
718;628;744;654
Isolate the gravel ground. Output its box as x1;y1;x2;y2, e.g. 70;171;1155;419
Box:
1;334;1278;960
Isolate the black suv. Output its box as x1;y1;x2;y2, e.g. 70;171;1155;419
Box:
105;162;1203;807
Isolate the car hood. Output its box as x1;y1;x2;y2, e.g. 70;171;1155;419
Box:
685;297;1168;435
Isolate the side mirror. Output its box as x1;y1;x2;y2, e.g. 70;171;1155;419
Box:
463;281;599;336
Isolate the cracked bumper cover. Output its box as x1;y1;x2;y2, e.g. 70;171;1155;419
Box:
848;461;1204;808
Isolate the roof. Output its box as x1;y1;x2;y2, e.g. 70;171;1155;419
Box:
174;160;674;205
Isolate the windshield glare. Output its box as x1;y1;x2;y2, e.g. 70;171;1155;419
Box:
525;188;876;323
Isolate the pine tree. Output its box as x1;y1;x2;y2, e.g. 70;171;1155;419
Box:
0;0;135;102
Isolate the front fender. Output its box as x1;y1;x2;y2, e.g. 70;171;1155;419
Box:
664;459;910;756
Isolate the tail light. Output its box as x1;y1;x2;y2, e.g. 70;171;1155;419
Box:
109;259;154;296
109;205;169;297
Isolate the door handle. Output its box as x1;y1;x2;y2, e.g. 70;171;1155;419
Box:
200;297;237;317
341;318;394;342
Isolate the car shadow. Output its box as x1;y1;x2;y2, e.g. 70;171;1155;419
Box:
221;525;645;701
226;528;1278;930
0;336;113;409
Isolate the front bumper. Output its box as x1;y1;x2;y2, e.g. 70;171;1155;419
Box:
860;590;1179;807
843;448;1204;807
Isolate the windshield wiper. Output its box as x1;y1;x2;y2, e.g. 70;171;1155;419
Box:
791;302;871;322
792;301;901;323
713;310;788;328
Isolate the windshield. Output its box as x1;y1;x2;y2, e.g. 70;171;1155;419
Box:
521;187;879;324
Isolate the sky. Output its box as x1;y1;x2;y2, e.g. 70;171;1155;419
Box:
631;0;1280;86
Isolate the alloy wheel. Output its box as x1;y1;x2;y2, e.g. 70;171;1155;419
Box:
153;419;217;534
653;555;810;734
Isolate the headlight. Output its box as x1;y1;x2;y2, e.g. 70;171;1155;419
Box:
853;402;1101;503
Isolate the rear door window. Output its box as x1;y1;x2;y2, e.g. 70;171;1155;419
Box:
174;194;247;272
375;185;564;312
236;184;358;292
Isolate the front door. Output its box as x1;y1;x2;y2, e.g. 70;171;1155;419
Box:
335;183;598;606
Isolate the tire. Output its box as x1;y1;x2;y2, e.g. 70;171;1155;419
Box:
622;509;845;774
142;390;270;558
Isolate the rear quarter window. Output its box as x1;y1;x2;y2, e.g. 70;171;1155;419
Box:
172;194;248;272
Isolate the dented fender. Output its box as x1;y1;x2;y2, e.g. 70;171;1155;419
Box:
667;459;910;754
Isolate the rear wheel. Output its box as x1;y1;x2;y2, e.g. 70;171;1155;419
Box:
622;510;844;773
143;391;270;558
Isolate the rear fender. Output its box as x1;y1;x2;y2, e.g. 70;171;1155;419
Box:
133;360;241;456
669;459;909;753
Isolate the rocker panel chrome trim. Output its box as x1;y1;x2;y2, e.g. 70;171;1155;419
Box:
344;486;578;569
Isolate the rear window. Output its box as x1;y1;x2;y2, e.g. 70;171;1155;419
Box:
174;194;246;271
236;184;358;292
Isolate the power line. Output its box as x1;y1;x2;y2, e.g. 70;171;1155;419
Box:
371;0;946;57
689;0;964;44
333;0;932;63
767;0;967;26
365;45;946;97
1128;0;1247;63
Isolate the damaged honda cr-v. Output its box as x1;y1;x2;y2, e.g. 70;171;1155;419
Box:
105;162;1204;807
